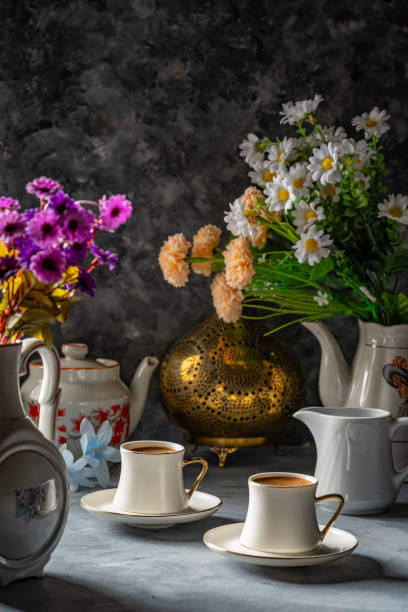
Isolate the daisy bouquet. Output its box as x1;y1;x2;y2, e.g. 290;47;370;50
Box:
0;177;132;344
159;96;408;332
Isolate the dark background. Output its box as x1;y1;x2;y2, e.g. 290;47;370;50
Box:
1;0;407;443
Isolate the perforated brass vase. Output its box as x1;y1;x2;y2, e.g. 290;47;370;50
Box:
159;313;304;466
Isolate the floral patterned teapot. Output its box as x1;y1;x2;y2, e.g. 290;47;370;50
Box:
21;343;159;457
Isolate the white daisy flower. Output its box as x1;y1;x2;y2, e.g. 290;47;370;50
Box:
312;125;347;144
378;194;408;225
224;198;257;238
339;138;373;169
307;142;341;185
267;137;297;168
317;181;341;202
248;160;276;187
239;133;265;167
264;173;297;213
288;163;312;196
293;226;333;266
291;200;325;231
351;107;390;140
354;171;370;191
280;94;324;125
313;290;330;307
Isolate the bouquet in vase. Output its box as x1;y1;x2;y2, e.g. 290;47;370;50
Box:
159;95;408;332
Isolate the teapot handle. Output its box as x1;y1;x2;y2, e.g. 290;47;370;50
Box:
389;417;408;490
20;339;61;443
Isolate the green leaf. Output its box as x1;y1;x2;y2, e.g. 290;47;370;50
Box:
383;247;408;276
310;256;335;281
396;293;408;324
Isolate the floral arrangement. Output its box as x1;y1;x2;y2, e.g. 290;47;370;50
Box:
0;177;132;343
159;96;408;331
60;418;120;492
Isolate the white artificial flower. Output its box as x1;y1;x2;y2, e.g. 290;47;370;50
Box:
354;171;370;191
378;194;408;225
280;94;324;125
339;138;373;169
292;200;325;231
351;107;390;140
224;198;257;238
293;226;333;266
248;160;276;187
264;172;297;213
359;286;377;303
313;290;330;307
312;125;347;144
307;142;341;185
288;163;312;196
317;181;341;202
267;137;297;168
239;133;265;167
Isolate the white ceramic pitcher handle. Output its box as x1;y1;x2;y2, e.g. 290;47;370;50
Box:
389;417;408;489
20;339;61;443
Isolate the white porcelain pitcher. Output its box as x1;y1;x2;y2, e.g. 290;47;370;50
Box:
294;406;408;515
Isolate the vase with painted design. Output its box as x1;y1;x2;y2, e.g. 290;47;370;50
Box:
0;339;69;586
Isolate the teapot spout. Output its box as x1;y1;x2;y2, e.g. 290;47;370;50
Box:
128;356;159;434
302;321;350;407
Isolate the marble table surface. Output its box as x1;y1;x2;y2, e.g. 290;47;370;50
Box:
1;445;407;612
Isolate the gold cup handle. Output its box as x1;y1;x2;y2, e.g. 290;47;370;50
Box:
315;493;344;541
183;457;208;500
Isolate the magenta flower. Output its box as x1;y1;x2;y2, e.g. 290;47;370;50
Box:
63;207;95;243
26;177;62;199
30;248;66;284
28;210;62;247
0;211;27;243
64;242;88;265
77;269;96;297
99;195;132;232
0;196;20;210
48;190;77;216
14;236;40;268
90;243;117;270
0;255;19;281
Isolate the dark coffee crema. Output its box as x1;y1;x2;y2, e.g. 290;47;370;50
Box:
130;445;176;454
253;476;311;487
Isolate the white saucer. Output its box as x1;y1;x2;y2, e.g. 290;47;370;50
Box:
80;488;222;529
203;523;358;567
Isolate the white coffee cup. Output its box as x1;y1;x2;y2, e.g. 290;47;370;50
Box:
112;440;208;514
240;472;344;554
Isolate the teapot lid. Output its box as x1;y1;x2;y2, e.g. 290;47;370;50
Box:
30;343;118;370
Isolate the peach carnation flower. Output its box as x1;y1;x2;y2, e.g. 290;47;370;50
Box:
242;186;269;249
191;224;222;276
211;272;243;323
223;236;255;290
159;233;191;287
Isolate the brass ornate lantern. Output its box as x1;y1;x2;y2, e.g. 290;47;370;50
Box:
159;313;304;466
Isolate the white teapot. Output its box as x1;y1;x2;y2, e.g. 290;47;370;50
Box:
21;343;159;457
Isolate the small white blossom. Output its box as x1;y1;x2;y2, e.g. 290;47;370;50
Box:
264;172;297;213
248;160;276;187
280;94;324;125
224;198;257;238
267;137;297;168
351;107;390;140
288;163;312;196
312;125;347;145
340;138;373;169
239;133;265;167
314;290;330;307
307;142;341;185
378;194;408;225
354;171;370;191
292;200;325;231
293;226;333;266
317;181;341;202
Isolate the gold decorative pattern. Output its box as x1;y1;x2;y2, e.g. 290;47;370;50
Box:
159;313;304;466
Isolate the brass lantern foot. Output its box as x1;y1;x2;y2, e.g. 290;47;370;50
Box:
210;447;238;467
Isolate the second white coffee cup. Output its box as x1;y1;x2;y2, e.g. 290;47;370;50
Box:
113;440;208;514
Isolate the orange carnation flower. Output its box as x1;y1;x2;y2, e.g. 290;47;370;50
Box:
158;233;191;287
211;272;243;323
223;236;255;290
191;224;222;276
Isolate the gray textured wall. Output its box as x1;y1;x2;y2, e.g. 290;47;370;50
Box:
1;0;407;443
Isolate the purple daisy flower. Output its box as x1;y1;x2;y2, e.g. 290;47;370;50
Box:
23;208;38;222
0;255;19;282
0;196;20;210
30;248;66;284
98;195;132;232
0;211;27;243
63;207;95;243
77;268;96;297
64;242;88;266
14;236;40;268
28;210;62;247
48;190;77;216
26;177;62;199
90;243;117;270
